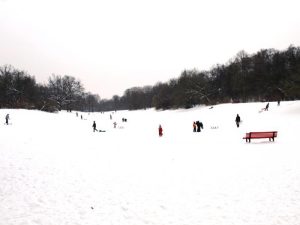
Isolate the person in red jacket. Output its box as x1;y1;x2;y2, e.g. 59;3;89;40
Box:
158;124;163;137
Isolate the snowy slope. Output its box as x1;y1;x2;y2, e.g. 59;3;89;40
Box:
1;101;300;225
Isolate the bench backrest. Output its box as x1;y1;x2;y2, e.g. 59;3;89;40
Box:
245;131;277;138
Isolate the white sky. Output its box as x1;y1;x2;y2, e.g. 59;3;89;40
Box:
1;0;300;99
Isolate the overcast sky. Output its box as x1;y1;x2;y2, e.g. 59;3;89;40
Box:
1;0;300;99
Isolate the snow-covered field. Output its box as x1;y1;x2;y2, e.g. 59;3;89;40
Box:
1;101;300;225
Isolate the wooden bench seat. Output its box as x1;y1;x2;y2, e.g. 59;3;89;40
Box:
243;131;278;142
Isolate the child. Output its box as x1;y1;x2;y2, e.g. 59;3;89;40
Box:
158;125;163;137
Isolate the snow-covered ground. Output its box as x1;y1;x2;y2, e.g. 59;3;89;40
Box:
1;101;300;225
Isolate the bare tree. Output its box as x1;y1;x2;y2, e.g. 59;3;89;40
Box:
48;74;84;111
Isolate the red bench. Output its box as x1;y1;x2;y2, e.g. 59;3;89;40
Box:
243;131;277;142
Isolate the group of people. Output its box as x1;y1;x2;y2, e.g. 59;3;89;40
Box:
76;112;84;120
193;121;203;132
93;101;279;136
158;120;205;137
92;119;122;132
236;102;278;128
106;124;156;137
235;102;278;128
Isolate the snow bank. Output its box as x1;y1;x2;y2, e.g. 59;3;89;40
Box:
1;101;300;225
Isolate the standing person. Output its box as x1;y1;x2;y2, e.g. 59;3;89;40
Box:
199;121;204;130
113;121;117;128
265;102;269;111
196;121;201;132
92;121;98;132
5;114;9;125
277;100;280;106
235;114;241;128
158;124;163;137
193;121;197;132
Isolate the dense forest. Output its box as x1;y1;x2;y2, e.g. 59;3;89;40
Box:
1;46;300;112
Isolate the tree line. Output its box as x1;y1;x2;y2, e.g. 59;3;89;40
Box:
1;45;300;112
99;45;300;110
0;66;100;112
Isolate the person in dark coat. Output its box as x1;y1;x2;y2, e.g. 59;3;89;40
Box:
265;102;269;111
199;122;203;129
193;121;197;132
196;121;201;132
158;124;163;137
5;114;9;125
92;121;97;132
235;114;241;127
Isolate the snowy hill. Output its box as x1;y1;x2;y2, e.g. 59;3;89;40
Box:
1;101;300;225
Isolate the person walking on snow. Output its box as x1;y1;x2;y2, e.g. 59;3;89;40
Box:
158;124;163;137
235;114;241;128
92;121;98;132
265;102;269;111
5;114;9;125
